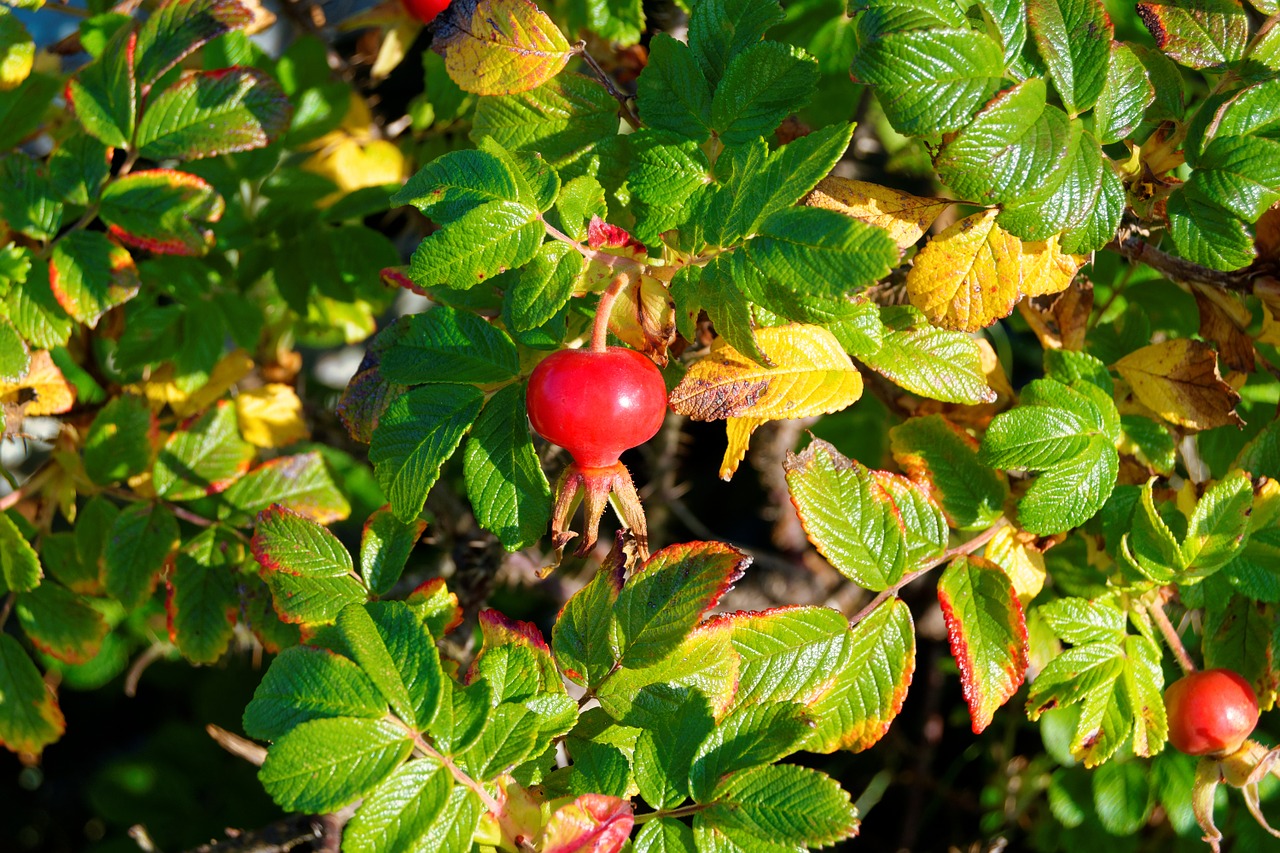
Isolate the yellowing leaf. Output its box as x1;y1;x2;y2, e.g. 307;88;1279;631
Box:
804;176;949;251
236;384;310;448
1257;276;1280;346
983;526;1047;603
670;324;863;480
0;9;34;91
127;350;254;416
304;138;405;200
435;0;573;96
607;273;675;365
0;350;74;415
906;210;1084;332
1115;339;1243;430
371;20;422;81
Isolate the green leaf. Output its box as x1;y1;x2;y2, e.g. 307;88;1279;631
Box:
564;739;631;798
1186;136;1280;223
721;605;850;712
852;27;1005;135
711;41;818;145
746;122;856;229
636;34;713;140
133;0;252;90
392;148;522;221
1094;43;1154;144
243;645;387;741
335;602;444;732
360;507;427;597
670;257;765;366
136;68;291;160
1027;0;1112;114
553;556;625;688
103;503;178;610
701;764;858;847
1166;183;1254;272
938;556;1028;734
1181;470;1252;577
14;582;107;665
980;378;1120;534
1119;415;1176;475
976;0;1028;66
470;73;618;179
345;759;479;853
612;541;748;669
501;241;582;333
596;623;737;729
470;610;563;703
3;247;72;351
380;306;519;385
429;676;491;756
83;394;152;485
890;414;1008;530
463;383;551;551
220;451;351;527
0;509;41;594
98;169;225;256
1136;0;1249;69
783;439;907;590
0;317;27;383
1038;596;1125;645
153;401;255;500
688;0;786;85
1091;760;1153;834
1120;634;1166;757
408;201;542;291
688;703;810;803
457;694;576;778
634;818;697;853
66;24;136;148
0;633;64;755
251;504;353;577
1203;589;1273;697
168;526;241;663
1044;348;1113;394
745;207;898;302
628;130;711;243
369;384;485;522
47;231;140;328
634;694;715;810
0;72;58;150
0;155;62;242
258;717;413;812
936;78;1073;206
858;306;997;404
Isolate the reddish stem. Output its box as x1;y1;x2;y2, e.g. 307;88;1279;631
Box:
591;274;628;353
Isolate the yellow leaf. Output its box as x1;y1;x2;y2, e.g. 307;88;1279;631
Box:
984;526;1046;604
804;176;949;251
0;350;74;415
127;350;254;416
1257;276;1280;346
304;137;405;200
906;210;1084;332
236;384;310;448
436;0;573;96
607;273;675;364
372;20;422;80
669;324;863;480
1115;339;1243;430
0;9;34;91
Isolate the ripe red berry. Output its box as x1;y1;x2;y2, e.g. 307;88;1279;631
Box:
527;347;667;469
400;0;449;24
1164;668;1260;757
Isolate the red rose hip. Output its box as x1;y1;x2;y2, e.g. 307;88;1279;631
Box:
400;0;449;23
526;346;667;469
1165;668;1259;757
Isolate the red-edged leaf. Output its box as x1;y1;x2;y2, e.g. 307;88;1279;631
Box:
152;401;255;501
552;541;627;687
890;414;1009;531
167;526;241;664
540;794;634;853
587;216;645;252
221;451;351;526
15;583;108;665
611;541;748;669
824;597;915;752
251;504;353;577
784;438;908;591
136;67;292;160
937;555;1028;734
104;502;180;611
65;26;136;149
48;231;140;327
0;634;65;756
466;609;562;701
98;169;225;256
134;0;254;91
405;577;463;638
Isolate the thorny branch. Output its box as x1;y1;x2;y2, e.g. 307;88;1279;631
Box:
1108;234;1276;294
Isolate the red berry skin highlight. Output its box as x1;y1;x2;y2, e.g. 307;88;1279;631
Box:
1164;668;1260;757
527;347;668;469
401;0;449;24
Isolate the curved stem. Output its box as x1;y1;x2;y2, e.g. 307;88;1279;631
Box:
1148;596;1197;675
542;219;639;271
848;518;1008;628
633;802;710;825
591;274;629;353
572;42;641;131
0;465;53;513
404;726;502;815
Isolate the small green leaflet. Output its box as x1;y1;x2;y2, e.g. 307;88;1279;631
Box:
103;502;179;610
153;401;254;500
820;597;915;752
14;582;107;665
0;155;63;242
335;602;444;732
1094;43;1155;144
66;24;136;149
408;200;543;291
0;509;41;594
369;384;485;522
0;633;65;755
343;759;480;853
82;394;152;485
98;169;225;256
168;526;242;663
1136;0;1249;69
501;241;582;333
392;147;522;222
48;230;140;328
938;556;1028;734
636;34;713;141
379;306;519;386
980;375;1121;535
711;41;819;145
890;414;1009;531
552;554;625;688
136;68;291;160
258;716;413;812
699;763;859;848
360;507;427;596
132;0;252;91
242;645;387;741
1027;0;1113;115
688;702;811;803
219;451;351;527
688;0;786;85
856;306;996;405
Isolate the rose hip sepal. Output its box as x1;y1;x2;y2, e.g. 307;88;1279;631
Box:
526;346;668;559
